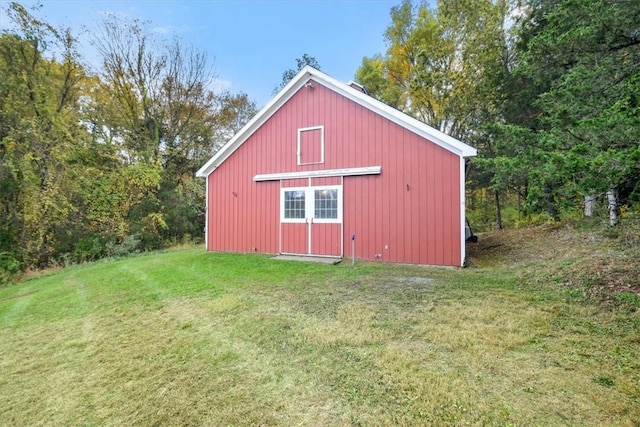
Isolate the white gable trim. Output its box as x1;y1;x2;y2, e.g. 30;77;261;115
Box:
196;66;477;178
254;166;381;182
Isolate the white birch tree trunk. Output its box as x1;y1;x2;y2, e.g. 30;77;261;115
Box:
584;193;597;218
607;188;619;226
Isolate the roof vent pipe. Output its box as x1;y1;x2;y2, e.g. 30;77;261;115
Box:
347;80;369;95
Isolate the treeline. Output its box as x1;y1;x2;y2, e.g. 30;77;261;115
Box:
2;1;638;283
357;0;640;230
0;3;256;283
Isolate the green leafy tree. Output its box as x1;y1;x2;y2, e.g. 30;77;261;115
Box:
492;0;640;222
355;54;401;107
274;54;321;93
212;91;257;147
0;2;262;281
0;3;88;270
90;15;221;246
357;0;508;140
533;0;639;222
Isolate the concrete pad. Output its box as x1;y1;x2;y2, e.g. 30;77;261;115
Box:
272;255;342;265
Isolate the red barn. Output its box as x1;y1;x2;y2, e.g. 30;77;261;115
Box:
196;66;477;266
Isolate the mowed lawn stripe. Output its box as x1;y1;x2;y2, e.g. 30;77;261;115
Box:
0;248;638;426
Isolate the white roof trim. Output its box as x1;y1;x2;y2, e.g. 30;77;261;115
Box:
254;166;381;182
196;66;477;178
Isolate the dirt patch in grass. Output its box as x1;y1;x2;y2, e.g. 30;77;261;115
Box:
0;289;38;302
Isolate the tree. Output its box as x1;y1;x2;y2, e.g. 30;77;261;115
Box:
211;91;257;150
537;0;639;224
0;2;88;270
355;54;406;109
356;0;639;228
273;54;321;93
0;2;263;282
356;0;509;140
90;15;221;246
495;0;640;223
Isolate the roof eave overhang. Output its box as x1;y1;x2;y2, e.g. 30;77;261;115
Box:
313;71;478;158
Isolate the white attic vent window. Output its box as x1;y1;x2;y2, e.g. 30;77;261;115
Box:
297;125;324;165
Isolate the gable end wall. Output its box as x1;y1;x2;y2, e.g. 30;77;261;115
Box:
207;82;462;266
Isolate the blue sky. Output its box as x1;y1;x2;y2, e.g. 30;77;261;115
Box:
0;0;399;107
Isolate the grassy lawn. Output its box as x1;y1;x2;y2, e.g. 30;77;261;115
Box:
1;237;639;425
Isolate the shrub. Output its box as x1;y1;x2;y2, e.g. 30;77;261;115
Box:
0;252;22;286
72;234;107;263
105;234;141;257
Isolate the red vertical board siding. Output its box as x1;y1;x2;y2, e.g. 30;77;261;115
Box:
421;143;428;264
281;178;308;188
373;116;383;259
387;122;396;262
412;138;421;262
299;128;322;164
281;223;307;254
439;151;450;265
311;176;341;186
207;82;462;266
311;223;341;256
399;128;408;263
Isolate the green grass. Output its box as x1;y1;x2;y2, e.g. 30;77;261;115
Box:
1;246;639;426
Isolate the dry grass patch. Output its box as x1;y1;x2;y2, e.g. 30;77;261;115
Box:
467;223;640;299
303;301;389;346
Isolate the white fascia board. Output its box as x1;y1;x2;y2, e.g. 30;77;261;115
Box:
196;155;219;177
254;166;381;182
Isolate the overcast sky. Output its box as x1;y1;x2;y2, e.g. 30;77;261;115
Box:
0;0;400;107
